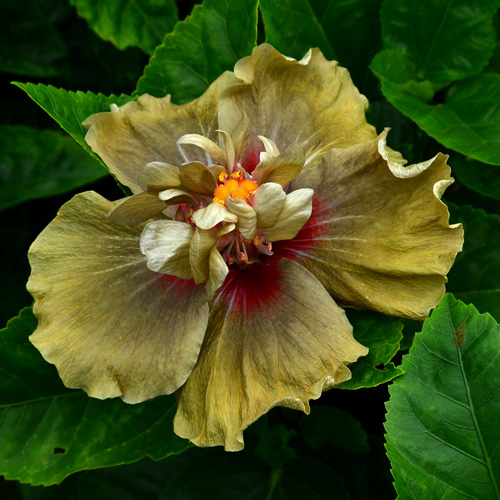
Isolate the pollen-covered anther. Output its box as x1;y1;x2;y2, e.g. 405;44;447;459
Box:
212;173;258;204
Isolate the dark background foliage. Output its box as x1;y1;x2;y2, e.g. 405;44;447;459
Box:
1;1;500;498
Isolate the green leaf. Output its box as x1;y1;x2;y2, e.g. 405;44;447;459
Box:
13;83;134;194
371;61;500;165
14;83;132;164
300;405;370;453
136;0;259;102
0;125;107;211
338;309;404;389
259;0;383;97
447;203;500;321
0;2;68;77
0;308;189;486
19;459;172;500
259;0;336;60
159;451;349;499
68;0;178;55
381;0;499;83
452;155;500;201
385;294;500;499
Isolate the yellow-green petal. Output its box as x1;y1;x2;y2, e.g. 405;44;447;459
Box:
84;72;238;193
174;258;367;450
28;191;209;403
218;44;376;170
108;192;166;225
290;135;464;320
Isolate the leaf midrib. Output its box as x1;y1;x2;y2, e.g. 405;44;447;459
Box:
0;391;81;409
456;320;500;499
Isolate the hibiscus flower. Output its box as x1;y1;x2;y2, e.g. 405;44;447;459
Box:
27;44;463;451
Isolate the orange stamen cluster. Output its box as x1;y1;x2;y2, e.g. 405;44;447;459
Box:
213;171;258;204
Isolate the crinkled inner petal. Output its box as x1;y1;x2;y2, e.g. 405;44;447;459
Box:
260;188;314;242
192;202;238;230
253;182;287;228
285;136;464;320
108;192;166;225
140;220;194;279
218;44;377;170
84;72;238;193
28;192;209;403
226;197;257;240
174;258;367;451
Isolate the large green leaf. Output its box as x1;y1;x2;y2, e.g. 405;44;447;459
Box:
136;0;258;102
13;83;132;164
259;0;383;97
0;125;106;211
338;309;404;389
371;57;500;165
0;308;189;486
19;459;172;500
447;203;500;321
452;155;500;201
385;294;500;499
259;0;336;60
381;0;498;84
0;1;68;77
69;0;178;55
372;0;500;165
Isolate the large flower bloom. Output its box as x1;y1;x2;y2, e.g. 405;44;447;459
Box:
27;44;463;450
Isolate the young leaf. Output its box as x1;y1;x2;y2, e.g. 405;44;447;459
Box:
447;203;500;321
135;0;259;102
338;309;404;389
68;0;178;55
0;308;189;486
381;0;498;83
0;125;106;211
385;295;500;500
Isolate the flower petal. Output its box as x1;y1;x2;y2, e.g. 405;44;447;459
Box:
252;143;306;186
192;202;238;230
174;258;367;450
206;245;229;296
260;188;314;242
252;182;287;228
189;228;218;284
218;44;376;170
177;134;227;166
28;191;209;403
138;161;181;192
108;192;166;225
140;220;194;279
179;161;217;196
226;196;257;240
286;134;464;320
84;72;238;193
158;188;195;204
